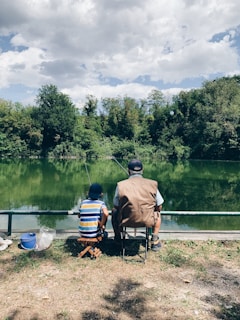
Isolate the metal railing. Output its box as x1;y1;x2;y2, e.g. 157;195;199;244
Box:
1;210;240;236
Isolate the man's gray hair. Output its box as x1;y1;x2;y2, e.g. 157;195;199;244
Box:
129;169;143;175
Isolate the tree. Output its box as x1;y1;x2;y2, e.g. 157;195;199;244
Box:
118;97;139;140
201;77;240;159
82;95;102;133
36;84;77;156
102;96;140;140
173;77;240;160
0;100;42;157
101;97;122;137
146;90;168;145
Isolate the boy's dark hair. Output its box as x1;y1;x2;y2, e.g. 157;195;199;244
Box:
88;183;103;200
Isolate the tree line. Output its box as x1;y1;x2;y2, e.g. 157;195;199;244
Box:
0;75;239;160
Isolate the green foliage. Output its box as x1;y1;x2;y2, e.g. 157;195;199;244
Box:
173;76;240;160
82;94;98;117
48;142;85;158
36;84;77;156
0;77;239;160
111;137;136;158
102;96;139;140
0;100;41;157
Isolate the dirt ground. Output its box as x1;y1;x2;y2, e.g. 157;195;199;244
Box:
0;236;240;320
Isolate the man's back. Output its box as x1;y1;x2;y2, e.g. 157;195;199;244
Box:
117;176;158;228
112;159;163;251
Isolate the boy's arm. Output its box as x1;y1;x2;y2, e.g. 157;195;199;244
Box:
99;207;109;229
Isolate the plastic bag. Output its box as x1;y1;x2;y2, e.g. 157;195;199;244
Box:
36;227;56;251
0;237;13;251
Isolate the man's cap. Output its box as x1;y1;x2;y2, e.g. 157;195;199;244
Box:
88;183;103;199
128;159;143;172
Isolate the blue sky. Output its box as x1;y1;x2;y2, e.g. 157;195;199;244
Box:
0;0;240;109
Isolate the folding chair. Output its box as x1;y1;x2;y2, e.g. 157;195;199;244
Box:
121;227;152;262
77;236;102;259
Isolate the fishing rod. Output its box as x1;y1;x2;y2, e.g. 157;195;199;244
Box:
84;162;91;186
68;163;91;214
111;156;128;175
85;161;109;207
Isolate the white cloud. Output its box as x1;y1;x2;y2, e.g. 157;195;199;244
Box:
0;0;240;106
0;47;50;87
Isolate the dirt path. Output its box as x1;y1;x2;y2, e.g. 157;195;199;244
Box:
0;238;240;320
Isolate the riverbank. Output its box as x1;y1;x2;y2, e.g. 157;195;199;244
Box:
2;229;240;241
0;238;240;319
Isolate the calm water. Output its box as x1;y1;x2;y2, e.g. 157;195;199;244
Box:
0;159;240;231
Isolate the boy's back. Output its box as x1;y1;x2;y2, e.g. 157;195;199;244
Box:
79;198;105;238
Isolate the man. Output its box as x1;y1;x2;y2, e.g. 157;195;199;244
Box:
112;159;164;251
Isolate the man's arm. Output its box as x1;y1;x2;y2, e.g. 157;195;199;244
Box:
156;190;164;207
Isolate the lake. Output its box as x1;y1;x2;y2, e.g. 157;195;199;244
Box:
0;158;240;232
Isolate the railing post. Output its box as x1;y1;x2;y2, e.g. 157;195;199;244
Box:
7;213;12;236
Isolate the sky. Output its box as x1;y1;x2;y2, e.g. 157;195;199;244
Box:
0;0;240;109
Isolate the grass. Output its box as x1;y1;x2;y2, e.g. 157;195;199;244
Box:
160;246;188;267
0;238;240;319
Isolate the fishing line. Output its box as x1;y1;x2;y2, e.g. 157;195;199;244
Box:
111;156;128;175
85;162;109;207
84;162;91;186
69;162;91;214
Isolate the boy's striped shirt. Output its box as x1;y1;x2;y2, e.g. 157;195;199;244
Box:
79;199;106;238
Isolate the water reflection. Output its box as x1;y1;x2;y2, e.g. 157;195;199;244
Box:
0;159;240;231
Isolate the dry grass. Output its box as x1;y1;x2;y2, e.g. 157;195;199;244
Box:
0;237;240;320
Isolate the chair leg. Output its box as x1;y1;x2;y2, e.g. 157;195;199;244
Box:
78;245;92;258
121;227;149;261
121;227;127;260
145;227;150;260
147;227;152;249
89;247;102;259
77;237;102;259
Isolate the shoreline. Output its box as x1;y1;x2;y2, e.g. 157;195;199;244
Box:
1;229;240;241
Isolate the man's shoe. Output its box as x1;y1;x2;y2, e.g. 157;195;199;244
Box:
151;239;161;251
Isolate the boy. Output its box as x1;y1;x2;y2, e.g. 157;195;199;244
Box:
78;183;109;238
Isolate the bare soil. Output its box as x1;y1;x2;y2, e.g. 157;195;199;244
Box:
0;237;240;320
